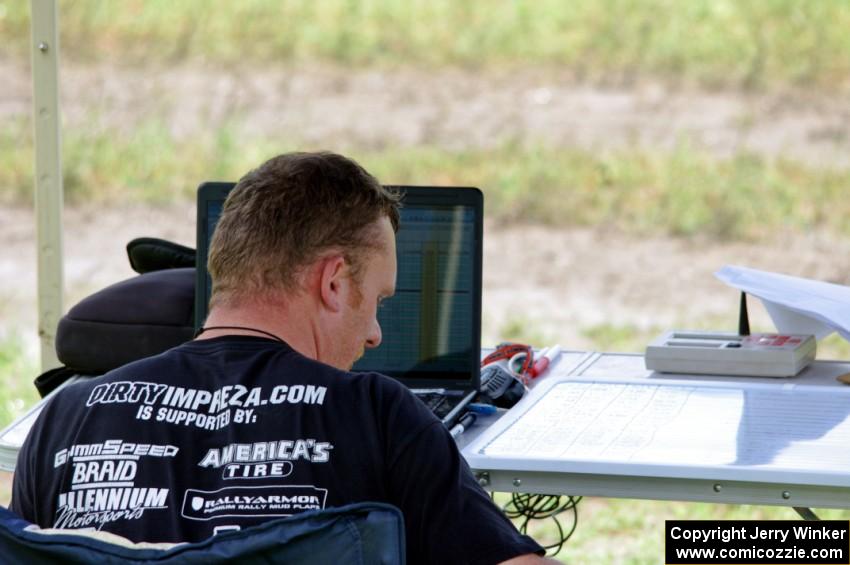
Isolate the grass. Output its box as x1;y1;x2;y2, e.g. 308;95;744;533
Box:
495;493;850;563
4;119;850;241
524;497;850;563
498;317;555;349
581;323;659;353
4;0;850;90
0;333;40;430
0;331;33;506
582;321;850;362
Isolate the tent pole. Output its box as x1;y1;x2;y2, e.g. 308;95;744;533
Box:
30;0;64;372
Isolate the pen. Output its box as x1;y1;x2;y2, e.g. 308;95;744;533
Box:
530;344;562;379
449;412;477;439
468;402;498;415
530;345;549;377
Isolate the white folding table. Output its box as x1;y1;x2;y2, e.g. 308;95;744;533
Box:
461;353;850;517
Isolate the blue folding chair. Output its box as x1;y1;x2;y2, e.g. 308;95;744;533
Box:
0;502;404;564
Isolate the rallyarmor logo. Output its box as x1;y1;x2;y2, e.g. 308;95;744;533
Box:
181;486;327;520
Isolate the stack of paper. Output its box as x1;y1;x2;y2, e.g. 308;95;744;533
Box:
716;265;850;342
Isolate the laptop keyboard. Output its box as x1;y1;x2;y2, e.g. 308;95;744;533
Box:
416;392;458;420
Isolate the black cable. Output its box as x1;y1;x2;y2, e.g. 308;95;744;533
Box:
195;325;284;342
501;493;582;556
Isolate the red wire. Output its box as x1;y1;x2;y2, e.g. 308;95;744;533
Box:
482;343;534;382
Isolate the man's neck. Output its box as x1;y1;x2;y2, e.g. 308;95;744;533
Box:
200;297;319;361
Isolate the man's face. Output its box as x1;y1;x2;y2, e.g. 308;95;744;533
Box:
334;216;397;370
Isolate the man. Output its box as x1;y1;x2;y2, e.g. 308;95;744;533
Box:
12;152;555;563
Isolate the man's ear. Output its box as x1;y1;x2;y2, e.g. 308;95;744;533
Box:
318;254;348;312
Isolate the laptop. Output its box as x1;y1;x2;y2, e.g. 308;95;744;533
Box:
196;183;483;428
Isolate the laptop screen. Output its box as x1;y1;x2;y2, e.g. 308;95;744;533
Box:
195;182;232;327
196;184;482;392
353;187;482;391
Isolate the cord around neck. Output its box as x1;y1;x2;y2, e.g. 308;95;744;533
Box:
195;325;284;343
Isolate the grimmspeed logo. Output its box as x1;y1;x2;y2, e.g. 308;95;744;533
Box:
181;485;327;520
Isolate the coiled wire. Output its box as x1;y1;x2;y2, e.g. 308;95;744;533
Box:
499;493;582;556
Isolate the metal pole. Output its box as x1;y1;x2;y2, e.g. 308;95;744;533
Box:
30;0;64;371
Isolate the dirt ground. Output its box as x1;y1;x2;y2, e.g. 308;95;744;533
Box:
3;59;850;164
3;60;850;355
4;203;850;358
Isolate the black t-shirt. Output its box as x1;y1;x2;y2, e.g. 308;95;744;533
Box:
12;336;541;564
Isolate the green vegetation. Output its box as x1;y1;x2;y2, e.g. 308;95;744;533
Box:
819;334;850;361
4;0;850;90
582;322;850;361
0;334;39;430
3;119;850;240
530;498;850;563
498;316;554;348
4;1;848;240
0;118;271;206
581;323;659;353
492;492;850;563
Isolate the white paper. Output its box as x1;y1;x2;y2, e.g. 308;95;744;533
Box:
716;265;850;342
479;379;850;475
761;299;834;340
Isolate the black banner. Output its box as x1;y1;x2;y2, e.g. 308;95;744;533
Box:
666;520;849;564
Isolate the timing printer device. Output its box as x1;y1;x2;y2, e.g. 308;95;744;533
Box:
645;331;816;377
645;292;816;377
